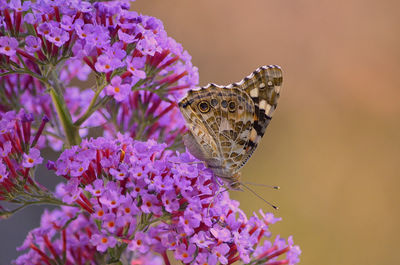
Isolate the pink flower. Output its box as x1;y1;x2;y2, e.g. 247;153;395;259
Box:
212;243;230;264
105;76;131;102
126;56;146;78
174;243;196;263
128;232;150;254
0;36;18;56
91;233;117;252
22;148;43;168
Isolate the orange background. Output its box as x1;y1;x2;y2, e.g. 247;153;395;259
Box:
133;1;400;265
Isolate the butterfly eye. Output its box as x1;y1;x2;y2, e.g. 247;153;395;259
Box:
228;101;236;113
198;101;210;113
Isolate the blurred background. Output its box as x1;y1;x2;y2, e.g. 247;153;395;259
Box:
1;0;399;264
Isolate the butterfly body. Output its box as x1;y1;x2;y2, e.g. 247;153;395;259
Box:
179;65;282;189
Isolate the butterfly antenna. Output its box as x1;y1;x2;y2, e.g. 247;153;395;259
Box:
240;183;279;210
242;181;280;190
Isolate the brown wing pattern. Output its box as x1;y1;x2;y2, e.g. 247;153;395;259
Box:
227;65;283;169
178;65;282;183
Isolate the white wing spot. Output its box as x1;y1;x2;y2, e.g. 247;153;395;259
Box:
267;81;273;86
249;88;259;98
265;104;272;116
259;99;268;111
259;83;265;88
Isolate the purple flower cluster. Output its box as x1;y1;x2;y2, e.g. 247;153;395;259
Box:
36;136;300;265
0;110;48;202
1;0;199;94
15;206;99;265
0;0;198;149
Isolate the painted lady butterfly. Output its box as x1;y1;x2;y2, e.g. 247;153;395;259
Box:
179;65;282;189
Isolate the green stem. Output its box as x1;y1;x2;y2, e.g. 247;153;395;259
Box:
49;89;81;146
74;84;108;127
0;69;50;85
0;197;72;218
47;70;81;146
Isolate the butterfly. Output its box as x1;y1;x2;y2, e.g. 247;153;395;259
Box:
178;65;282;190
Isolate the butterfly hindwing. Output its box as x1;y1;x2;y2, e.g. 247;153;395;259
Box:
179;85;254;177
179;95;220;167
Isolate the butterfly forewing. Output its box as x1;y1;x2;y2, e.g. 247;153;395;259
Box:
179;65;282;185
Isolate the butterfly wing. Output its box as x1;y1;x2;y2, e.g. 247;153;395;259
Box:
179;65;282;182
179;85;255;178
179;95;221;169
228;65;283;169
